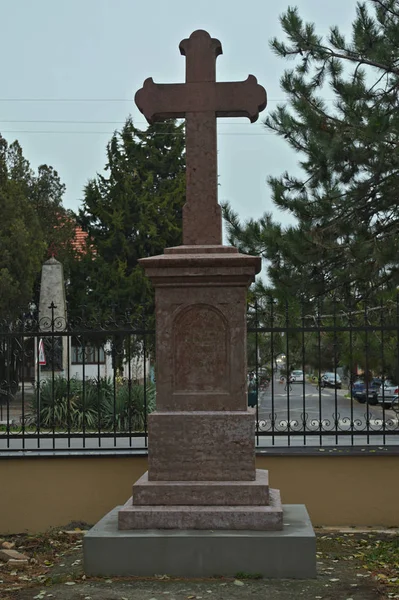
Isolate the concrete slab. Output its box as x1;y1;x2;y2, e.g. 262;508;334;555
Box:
84;504;316;578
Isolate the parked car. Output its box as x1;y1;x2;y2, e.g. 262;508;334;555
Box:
290;370;304;383
377;380;398;408
351;379;380;404
322;372;342;389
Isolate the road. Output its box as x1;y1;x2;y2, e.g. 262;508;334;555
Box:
254;378;399;447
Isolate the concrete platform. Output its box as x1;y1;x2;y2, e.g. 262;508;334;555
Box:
84;504;316;578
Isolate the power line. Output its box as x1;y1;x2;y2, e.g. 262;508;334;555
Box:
0;97;337;102
0;119;266;125
0;130;278;135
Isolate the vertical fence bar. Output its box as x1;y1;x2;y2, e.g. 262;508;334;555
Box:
82;338;86;449
285;300;291;447
21;328;26;450
127;334;132;448
348;304;354;446
6;331;10;448
143;315;148;450
333;299;339;445
112;338;117;447
270;296;275;446
301;299;307;446
50;303;56;449
317;299;323;446
364;300;370;446
396;293;399;427
36;333;41;450
96;339;102;449
67;330;71;448
255;300;260;447
380;299;386;445
0;332;3;426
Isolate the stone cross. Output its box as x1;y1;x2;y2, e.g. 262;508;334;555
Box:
135;30;267;246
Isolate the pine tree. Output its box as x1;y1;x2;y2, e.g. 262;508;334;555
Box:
223;0;399;303
68;118;185;321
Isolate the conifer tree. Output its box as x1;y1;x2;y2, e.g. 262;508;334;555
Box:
69;118;185;321
223;0;399;302
0;136;74;319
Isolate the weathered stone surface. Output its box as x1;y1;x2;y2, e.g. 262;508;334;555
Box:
38;257;67;332
0;548;29;562
119;489;283;531
137;267;259;413
7;558;29;567
148;411;255;481
133;470;269;506
135;30;266;246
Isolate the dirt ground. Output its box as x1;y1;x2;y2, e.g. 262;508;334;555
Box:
0;528;398;600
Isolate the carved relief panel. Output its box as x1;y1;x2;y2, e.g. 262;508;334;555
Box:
173;305;229;394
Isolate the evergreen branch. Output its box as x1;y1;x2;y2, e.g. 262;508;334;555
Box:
369;0;399;19
283;43;399;75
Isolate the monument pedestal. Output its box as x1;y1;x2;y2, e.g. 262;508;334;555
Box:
84;504;316;578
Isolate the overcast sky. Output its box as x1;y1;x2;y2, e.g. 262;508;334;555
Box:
0;0;357;232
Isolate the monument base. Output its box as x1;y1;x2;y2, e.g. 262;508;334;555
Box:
118;488;282;530
84;504;316;578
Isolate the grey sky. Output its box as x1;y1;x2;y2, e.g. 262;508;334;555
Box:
1;0;357;231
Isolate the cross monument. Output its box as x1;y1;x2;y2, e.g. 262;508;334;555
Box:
135;29;267;245
84;30;316;580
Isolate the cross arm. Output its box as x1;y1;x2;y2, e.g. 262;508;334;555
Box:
135;75;267;124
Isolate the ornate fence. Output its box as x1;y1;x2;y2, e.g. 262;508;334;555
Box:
248;297;399;447
1;297;399;454
0;307;155;454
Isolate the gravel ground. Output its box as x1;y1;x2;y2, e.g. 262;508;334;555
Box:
0;528;398;600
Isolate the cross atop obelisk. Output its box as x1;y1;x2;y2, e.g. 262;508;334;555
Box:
135;30;267;246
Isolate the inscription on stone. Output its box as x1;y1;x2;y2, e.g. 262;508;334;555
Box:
173;305;228;393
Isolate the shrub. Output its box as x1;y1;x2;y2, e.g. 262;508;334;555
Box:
28;376;155;431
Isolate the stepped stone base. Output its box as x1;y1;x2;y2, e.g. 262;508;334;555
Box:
133;469;269;505
118;488;283;531
84;504;316;578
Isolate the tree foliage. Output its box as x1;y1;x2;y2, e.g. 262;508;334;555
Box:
223;0;399;303
69;118;186;321
0;136;74;319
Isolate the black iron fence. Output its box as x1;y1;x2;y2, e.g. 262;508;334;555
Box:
248;296;399;447
1;297;399;454
0;307;155;454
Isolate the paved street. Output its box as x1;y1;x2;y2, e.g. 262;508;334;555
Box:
254;378;399;447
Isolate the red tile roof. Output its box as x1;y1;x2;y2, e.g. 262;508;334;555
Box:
72;226;89;254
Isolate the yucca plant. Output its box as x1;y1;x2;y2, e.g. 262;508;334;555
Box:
28;376;113;431
101;381;156;432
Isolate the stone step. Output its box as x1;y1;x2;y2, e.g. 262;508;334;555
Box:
118;488;283;531
133;469;269;506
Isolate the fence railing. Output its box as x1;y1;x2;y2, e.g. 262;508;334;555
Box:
248;297;399;447
0;308;155;454
1;297;399;454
